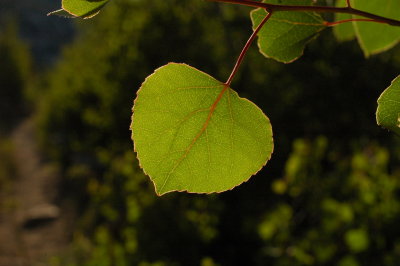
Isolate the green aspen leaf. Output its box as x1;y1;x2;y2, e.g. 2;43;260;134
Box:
131;63;273;195
250;0;326;63
333;0;356;42
50;0;109;19
376;75;400;135
47;9;77;18
353;0;400;56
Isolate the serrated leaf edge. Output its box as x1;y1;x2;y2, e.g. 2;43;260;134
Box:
353;20;400;57
60;0;108;19
251;8;327;64
376;75;400;132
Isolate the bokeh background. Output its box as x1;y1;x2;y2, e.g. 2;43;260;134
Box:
1;0;400;265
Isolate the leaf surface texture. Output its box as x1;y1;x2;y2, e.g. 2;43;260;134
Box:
131;63;273;195
251;0;326;63
377;75;400;135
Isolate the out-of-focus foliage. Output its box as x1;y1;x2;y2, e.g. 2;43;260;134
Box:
0;21;31;219
33;0;400;265
267;138;400;265
0;22;32;134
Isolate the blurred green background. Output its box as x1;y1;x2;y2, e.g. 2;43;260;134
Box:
1;0;400;265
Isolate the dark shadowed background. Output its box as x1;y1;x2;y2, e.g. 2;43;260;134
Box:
1;0;400;265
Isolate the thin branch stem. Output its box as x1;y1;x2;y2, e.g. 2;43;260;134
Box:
324;18;385;27
209;0;400;27
220;0;400;86
225;12;272;86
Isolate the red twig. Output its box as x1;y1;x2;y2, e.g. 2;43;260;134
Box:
225;12;272;86
219;0;400;86
209;0;400;27
324;18;386;27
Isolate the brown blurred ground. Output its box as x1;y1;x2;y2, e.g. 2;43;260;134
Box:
0;119;74;266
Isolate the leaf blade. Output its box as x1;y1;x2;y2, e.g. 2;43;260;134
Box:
47;9;77;18
376;75;400;135
333;0;356;42
131;63;273;195
251;0;326;63
50;0;109;19
353;0;400;56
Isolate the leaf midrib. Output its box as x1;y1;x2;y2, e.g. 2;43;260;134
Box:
158;84;230;193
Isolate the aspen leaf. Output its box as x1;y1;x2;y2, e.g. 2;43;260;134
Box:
131;63;273;195
376;75;400;135
353;0;400;56
333;0;356;42
49;0;109;19
47;9;77;18
251;0;326;63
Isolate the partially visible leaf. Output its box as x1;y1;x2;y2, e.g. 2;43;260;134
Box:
353;0;400;56
333;0;356;42
376;75;400;135
50;0;109;19
47;9;77;18
251;0;326;63
63;0;109;18
131;63;273;195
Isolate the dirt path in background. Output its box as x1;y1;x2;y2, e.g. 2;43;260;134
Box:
0;119;74;266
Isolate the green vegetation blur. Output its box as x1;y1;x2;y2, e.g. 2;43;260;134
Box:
3;0;400;265
0;22;31;134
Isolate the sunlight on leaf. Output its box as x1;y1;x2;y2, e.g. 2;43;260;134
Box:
353;0;400;56
47;9;77;18
376;75;400;135
49;0;109;19
251;0;326;63
131;63;273;195
333;0;356;42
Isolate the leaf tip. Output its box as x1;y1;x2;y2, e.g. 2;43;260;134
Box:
47;8;77;18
